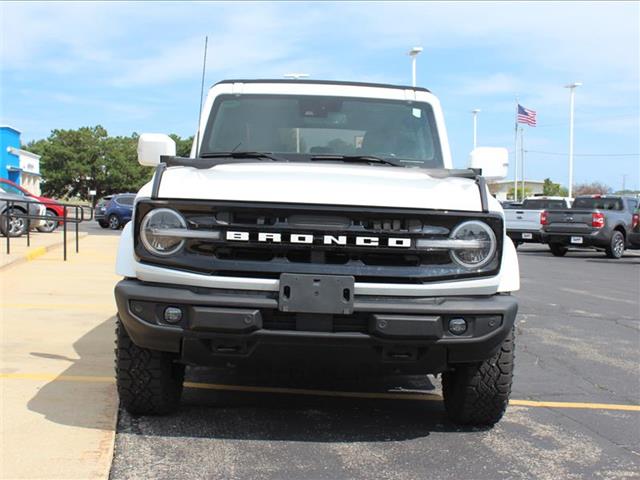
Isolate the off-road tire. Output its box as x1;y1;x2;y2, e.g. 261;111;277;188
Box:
549;243;568;257
115;319;184;415
442;328;514;426
605;231;625;259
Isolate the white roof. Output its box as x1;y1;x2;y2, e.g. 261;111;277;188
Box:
490;179;545;185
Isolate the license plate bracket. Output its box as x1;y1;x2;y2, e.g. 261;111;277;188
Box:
279;274;354;315
522;232;533;240
571;236;583;244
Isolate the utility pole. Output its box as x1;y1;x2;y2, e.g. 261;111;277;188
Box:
622;174;627;193
565;82;582;198
408;47;423;87
471;109;480;149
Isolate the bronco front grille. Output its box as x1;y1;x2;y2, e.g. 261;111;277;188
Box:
134;200;503;283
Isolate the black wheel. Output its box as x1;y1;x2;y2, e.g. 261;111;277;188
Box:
0;207;28;237
549;243;568;257
442;328;514;426
108;214;121;230
605;231;625;259
37;210;59;233
98;220;109;229
115;318;184;415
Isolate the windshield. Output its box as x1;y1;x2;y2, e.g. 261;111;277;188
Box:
200;94;443;168
522;199;567;209
572;197;623;210
0;182;26;196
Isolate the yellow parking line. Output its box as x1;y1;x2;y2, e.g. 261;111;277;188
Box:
509;399;640;412
2;373;639;412
2;303;114;310
183;381;443;401
0;373;114;383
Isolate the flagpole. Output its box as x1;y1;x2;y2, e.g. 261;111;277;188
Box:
521;127;525;199
513;98;519;201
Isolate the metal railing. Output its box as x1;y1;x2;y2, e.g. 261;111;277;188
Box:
2;198;94;261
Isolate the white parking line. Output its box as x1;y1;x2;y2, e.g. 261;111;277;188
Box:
560;287;637;306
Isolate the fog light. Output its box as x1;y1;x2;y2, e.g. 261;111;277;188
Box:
164;306;183;324
448;318;467;335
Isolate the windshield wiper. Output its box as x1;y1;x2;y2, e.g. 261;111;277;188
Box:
199;151;289;162
310;154;400;167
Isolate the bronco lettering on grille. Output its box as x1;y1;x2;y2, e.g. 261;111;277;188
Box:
225;231;412;248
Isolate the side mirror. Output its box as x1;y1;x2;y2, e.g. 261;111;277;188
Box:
137;133;176;166
468;147;509;181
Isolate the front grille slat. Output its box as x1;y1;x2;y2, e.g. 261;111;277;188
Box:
135;200;503;283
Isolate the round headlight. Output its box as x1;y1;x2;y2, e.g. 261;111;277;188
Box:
449;220;496;268
140;208;186;256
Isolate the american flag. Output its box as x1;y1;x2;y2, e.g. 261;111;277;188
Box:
517;104;537;126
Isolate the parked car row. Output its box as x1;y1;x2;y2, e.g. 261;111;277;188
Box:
95;193;135;230
0;178;65;234
503;195;640;258
0;179;60;237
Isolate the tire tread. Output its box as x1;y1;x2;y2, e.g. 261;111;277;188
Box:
115;319;184;415
442;328;515;426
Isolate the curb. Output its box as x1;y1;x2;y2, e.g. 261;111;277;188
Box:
1;232;89;270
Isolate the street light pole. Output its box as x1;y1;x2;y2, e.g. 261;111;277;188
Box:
564;82;582;198
408;47;423;87
471;109;480;149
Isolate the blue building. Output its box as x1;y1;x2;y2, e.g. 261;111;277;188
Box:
0;125;42;195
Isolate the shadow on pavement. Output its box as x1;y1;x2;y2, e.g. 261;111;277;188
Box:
27;316;117;431
116;369;479;443
25;313;482;441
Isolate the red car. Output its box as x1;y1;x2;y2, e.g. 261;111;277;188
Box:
0;178;64;233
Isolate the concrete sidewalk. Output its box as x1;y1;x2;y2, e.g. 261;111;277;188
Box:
1;234;120;479
1;228;88;269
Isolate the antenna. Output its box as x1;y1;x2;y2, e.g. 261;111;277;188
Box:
194;36;208;158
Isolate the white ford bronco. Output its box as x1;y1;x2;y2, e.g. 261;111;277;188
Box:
114;79;519;425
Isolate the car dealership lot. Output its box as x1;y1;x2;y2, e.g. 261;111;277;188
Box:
2;235;639;479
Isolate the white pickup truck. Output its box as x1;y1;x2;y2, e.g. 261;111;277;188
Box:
504;196;572;247
113;79;520;426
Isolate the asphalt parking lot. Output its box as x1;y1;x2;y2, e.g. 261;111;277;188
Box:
107;243;640;480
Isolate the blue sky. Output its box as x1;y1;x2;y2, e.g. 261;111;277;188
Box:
1;1;639;190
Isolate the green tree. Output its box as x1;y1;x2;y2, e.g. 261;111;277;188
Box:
542;178;569;196
169;134;194;157
507;186;532;200
27;126;151;205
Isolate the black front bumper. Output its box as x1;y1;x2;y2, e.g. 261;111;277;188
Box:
115;279;518;374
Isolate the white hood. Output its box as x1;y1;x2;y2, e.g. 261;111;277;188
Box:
151;162;485;212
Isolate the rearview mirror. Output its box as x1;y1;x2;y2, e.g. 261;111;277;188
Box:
137;133;176;166
468;147;509;181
